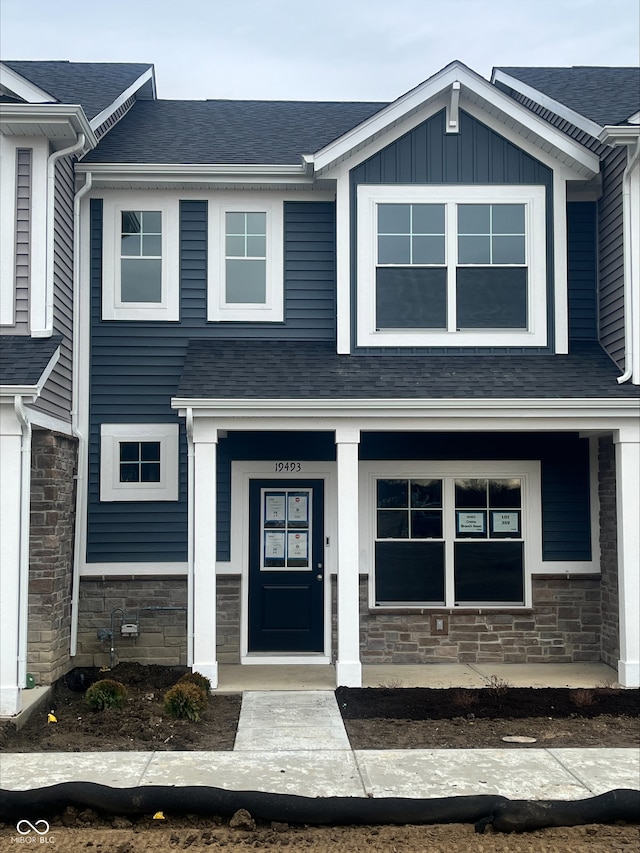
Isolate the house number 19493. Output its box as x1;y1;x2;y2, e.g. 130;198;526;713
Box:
274;462;302;472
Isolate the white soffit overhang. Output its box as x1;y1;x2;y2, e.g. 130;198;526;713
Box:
0;103;96;151
310;61;599;179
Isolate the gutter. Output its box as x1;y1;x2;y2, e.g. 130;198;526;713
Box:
615;136;640;385
69;173;92;658
13;396;31;691
34;134;86;337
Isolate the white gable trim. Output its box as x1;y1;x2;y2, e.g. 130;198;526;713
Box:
0;63;54;104
90;66;156;131
311;62;599;179
491;69;605;140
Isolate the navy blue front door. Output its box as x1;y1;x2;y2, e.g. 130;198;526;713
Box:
248;479;324;653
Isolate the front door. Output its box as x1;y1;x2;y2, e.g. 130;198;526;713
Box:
248;479;324;653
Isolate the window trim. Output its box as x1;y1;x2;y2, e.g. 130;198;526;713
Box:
208;195;284;322
356;184;547;347
359;460;541;610
100;423;179;502
102;195;179;321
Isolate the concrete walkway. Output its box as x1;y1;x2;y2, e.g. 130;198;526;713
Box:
1;688;638;801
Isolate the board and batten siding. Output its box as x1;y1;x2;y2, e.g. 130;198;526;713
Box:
598;145;626;367
349;108;556;354
87;198;337;563
32;155;76;422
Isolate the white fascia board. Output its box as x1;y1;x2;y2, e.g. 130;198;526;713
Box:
599;125;640;146
171;397;640;425
312;61;599;177
77;161;313;188
0;63;55;103
90;66;155;130
0;104;96;151
491;69;605;141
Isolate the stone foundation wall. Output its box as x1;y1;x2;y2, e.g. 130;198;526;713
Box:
75;576;242;668
27;430;77;685
217;576;241;663
598;436;619;668
332;575;603;665
75;578;188;668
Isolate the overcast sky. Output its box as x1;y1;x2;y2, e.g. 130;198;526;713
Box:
1;0;638;102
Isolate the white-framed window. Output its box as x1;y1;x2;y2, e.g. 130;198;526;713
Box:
356;184;547;347
360;461;540;609
100;424;179;501
101;195;179;321
208;194;283;322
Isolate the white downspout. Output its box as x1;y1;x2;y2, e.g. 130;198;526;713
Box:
14;396;32;689
37;134;86;337
69;172;92;657
617;137;640;384
186;407;195;667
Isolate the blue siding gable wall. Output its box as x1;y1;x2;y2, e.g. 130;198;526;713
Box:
350;109;556;354
87;198;336;563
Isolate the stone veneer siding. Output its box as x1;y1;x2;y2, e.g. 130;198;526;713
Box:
598;436;619;668
331;575;603;665
27;430;77;684
75;576;242;667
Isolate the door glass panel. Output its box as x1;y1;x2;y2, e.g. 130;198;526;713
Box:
262;488;311;570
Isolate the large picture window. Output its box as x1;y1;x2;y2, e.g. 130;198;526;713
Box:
357;184;546;347
365;463;535;608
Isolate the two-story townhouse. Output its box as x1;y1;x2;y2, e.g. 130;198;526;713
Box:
71;60;639;691
0;61;154;714
2;60;638;714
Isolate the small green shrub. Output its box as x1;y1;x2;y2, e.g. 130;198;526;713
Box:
163;682;207;722
85;679;128;711
177;671;212;694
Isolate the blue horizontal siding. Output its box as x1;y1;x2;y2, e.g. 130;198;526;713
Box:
567;202;597;341
87;199;336;563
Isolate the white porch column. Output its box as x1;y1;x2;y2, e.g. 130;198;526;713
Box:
0;403;23;715
614;426;640;687
192;421;219;687
335;426;362;687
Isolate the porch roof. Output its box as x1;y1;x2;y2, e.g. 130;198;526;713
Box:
176;340;640;401
0;335;61;389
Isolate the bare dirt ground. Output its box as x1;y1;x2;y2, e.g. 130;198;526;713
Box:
0;818;638;852
1;665;638;852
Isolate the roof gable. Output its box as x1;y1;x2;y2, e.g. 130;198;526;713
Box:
1;60;154;121
311;61;600;178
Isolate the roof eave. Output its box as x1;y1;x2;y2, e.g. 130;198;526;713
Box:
599;125;640;146
76;160;316;187
0;103;97;151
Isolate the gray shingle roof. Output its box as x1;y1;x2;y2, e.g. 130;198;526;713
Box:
3;61;153;120
0;336;61;386
496;67;640;126
176;341;640;400
83;99;387;164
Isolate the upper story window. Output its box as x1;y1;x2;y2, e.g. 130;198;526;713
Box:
357;185;547;348
102;195;179;321
208;195;283;322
